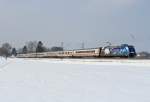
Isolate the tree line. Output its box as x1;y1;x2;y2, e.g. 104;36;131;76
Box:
0;41;63;58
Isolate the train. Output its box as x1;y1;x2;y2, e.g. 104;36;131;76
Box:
17;44;136;58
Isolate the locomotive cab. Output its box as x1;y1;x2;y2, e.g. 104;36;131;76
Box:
128;45;136;57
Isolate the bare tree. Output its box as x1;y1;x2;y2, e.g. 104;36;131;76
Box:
26;41;38;53
50;46;63;51
0;43;12;58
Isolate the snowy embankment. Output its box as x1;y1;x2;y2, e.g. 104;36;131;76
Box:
0;58;150;102
27;58;150;66
0;57;12;71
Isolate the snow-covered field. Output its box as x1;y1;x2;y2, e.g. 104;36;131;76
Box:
0;58;150;102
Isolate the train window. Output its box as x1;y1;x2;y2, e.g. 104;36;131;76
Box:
129;47;136;52
76;50;95;53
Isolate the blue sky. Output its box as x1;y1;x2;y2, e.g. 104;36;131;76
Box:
0;0;149;52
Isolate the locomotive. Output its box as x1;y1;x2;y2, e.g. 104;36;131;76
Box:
17;44;136;58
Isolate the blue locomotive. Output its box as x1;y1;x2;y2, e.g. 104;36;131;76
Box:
101;44;136;57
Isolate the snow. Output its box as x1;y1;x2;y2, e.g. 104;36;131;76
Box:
0;58;150;102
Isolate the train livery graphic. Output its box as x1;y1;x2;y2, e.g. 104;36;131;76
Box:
101;44;136;57
17;44;136;58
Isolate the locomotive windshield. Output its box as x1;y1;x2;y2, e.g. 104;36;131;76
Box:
128;46;136;52
128;46;136;57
